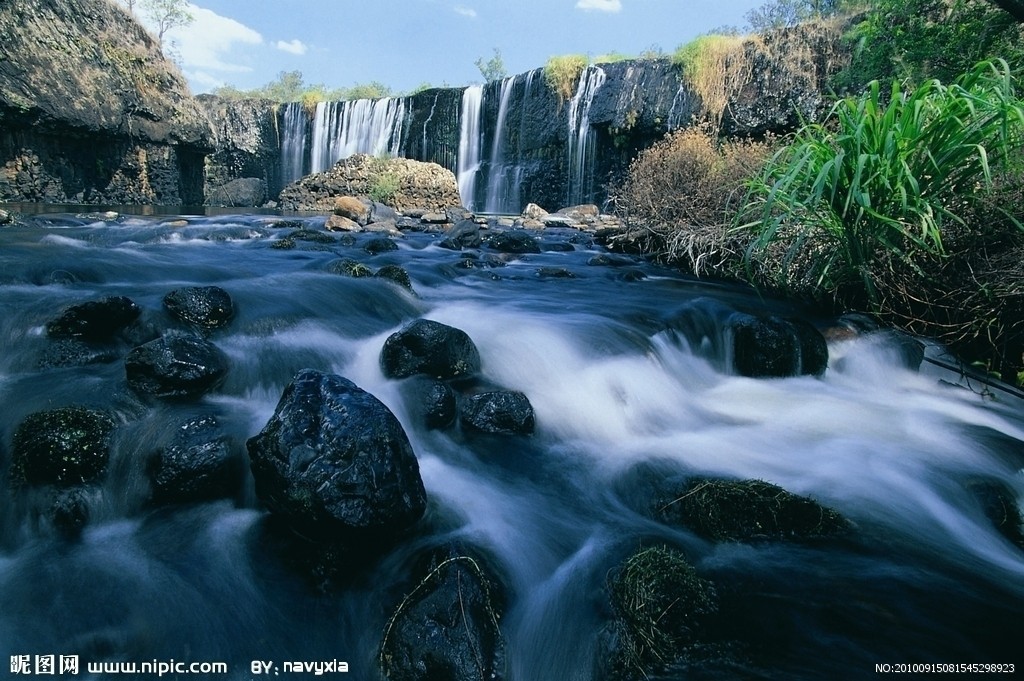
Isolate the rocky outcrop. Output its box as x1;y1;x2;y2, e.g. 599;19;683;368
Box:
196;95;280;198
277;154;461;212
0;0;213;204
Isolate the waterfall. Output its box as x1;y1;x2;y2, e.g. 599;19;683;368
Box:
308;97;407;174
566;66;607;207
457;85;484;211
483;75;522;215
421;92;440;163
279;102;308;186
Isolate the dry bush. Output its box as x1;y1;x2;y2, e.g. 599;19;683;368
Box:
614;125;773;276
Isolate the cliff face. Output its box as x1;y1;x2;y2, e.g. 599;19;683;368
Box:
0;0;212;205
197;95;281;198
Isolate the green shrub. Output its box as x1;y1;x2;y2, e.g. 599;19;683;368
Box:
543;54;588;103
368;171;400;205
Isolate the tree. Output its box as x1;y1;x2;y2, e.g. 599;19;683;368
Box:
142;0;194;42
745;0;847;31
260;70;306;102
474;48;507;82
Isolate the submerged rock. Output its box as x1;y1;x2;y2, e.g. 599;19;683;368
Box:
163;286;234;331
657;478;849;542
487;229;541;254
38;338;119;369
46;296;141;340
380;319;481;380
401;377;457;429
246;369;427;538
150;415;237;504
459;391;535;435
375;264;414;291
327;258;374;278
730;314;829;378
381;549;505;681
50;487;90;537
364;237;399;255
11;407;115;487
125;334;229;398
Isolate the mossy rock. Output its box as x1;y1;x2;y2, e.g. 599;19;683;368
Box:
657;478;849;542
374;264;413;291
327;258;374;278
12;407;115;487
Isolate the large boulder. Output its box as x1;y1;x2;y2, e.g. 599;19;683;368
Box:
246;369;427;538
204;177;267;208
459;391;535;435
149;415;238;504
380;319;481;380
46;296;140;340
163;286;235;331
380;549;505;681
277;154;461;213
11;407;115;487
125;334;229;398
729;314;829;378
487;229;541;254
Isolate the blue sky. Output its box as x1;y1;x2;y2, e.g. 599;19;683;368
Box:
157;0;767;95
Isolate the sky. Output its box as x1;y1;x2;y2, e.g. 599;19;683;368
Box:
154;0;767;95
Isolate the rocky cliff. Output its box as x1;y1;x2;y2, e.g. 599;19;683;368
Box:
0;0;213;205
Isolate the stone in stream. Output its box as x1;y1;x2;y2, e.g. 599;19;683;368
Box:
374;264;414;291
125;333;229;398
380;319;481;380
486;229;541;254
50;487;90;537
45;295;141;340
150;415;239;504
246;369;427;539
400;377;457;429
11;407;115;487
437;219;483;250
380;547;506;681
459;391;535;435
729;314;829;378
163;285;235;331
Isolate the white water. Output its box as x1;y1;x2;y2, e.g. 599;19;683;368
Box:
457;85;484;211
308;97;406;174
566;66;607;207
279;102;308;186
484;75;521;214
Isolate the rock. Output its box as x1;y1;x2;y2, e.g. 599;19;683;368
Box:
125;333;229;398
364;237;399;255
370;201;399;224
968;480;1024;550
657;478;849;542
521;203;549;220
205;177;266;208
46;296;141;340
375;265;414;291
0;208;12;224
334;196;371;224
402;208;428;219
539;214;576;227
447;206;474;223
381;550;505;681
38;339;119;369
327;259;373;278
443;219;483;250
402;377;457;429
487;230;541;254
537;267;575;279
11;407;115;487
288;229;337;244
50;488;90;537
163;286;234;331
730;314;830;378
246;369;427;537
495;217;515;228
380;319;482;380
364;219;403;236
606;545;719;680
421;212;449;224
325;214;362;232
460;391;535;435
519;218;545;230
556;203;600;219
150;415;237;504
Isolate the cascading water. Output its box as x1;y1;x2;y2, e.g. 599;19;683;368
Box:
279;102;308;187
457;85;483;211
483;74;522;214
1;210;1022;679
308;97;407;174
566;65;607;207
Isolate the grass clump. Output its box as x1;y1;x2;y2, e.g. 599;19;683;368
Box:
543;53;589;104
614;125;773;275
672;34;755;128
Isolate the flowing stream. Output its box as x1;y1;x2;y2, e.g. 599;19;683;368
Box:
0;211;1021;679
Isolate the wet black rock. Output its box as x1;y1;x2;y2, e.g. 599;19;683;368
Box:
125;333;229;398
150;415;238;504
968;480;1024;550
439;219;483;250
380;549;505;681
364;237;399;255
380;319;481;380
537;267;575;279
45;296;141;340
487;229;541;254
12;407;115;487
51;488;90;537
730;314;829;378
460;391;535;435
374;264;414;291
38;338;119;369
246;369;427;538
657;478;849;542
402;377;457;429
327;258;373;278
163;286;234;330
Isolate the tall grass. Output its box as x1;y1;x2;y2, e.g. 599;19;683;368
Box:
671;34;753;128
738;59;1024;304
543;54;588;104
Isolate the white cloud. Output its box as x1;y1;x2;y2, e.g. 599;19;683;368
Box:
453;5;477;18
185;70;226;90
575;0;622;12
165;4;263;74
275;39;308;56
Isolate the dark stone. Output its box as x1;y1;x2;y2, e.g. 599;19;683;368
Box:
537;267;575;279
246;369;427;538
380;319;481;380
12;407;115;487
45;296;141;340
730;314;829;378
460;391;535;435
587;254;635;268
327;258;373;278
370;201;399;224
125;333;229;398
541;241;575;253
271;237;296;250
403;377;457;429
205;177;267;207
380;549;505;681
487;229;540;254
968;480;1024;550
446;219;483;249
38;339;119;369
150;415;237;504
51;488;89;537
163;286;235;330
364;237;399;255
374;264;414;291
288;229;337;244
657;478;849;542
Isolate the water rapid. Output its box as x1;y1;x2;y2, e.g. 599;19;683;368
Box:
1;212;1020;679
